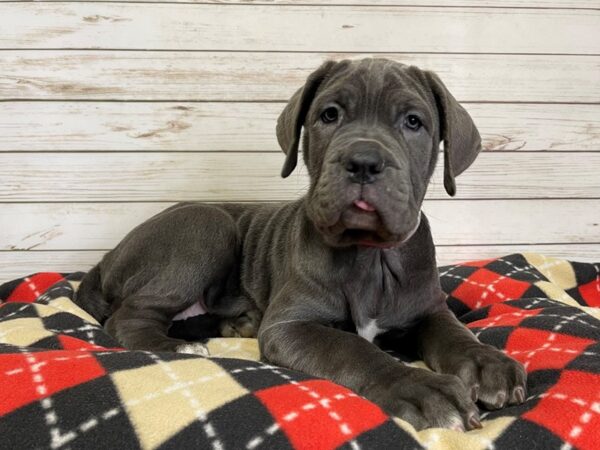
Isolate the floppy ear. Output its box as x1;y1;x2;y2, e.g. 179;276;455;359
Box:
277;61;338;178
424;71;482;196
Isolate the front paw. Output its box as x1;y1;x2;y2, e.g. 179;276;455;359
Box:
367;368;481;431
440;343;527;410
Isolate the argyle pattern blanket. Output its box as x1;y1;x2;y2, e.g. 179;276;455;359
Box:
1;253;599;450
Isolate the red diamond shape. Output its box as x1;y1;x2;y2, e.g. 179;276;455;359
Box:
58;334;111;351
467;303;542;330
256;379;387;450
524;370;600;450
451;268;531;309
5;273;65;303
0;349;106;416
505;328;595;372
578;279;600;307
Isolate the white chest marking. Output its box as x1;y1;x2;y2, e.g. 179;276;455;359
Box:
357;319;384;343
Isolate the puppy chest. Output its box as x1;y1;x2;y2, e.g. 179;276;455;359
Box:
343;270;400;342
343;253;432;343
347;289;431;344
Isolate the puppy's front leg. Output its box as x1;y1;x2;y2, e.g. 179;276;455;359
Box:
416;307;527;410
259;289;480;431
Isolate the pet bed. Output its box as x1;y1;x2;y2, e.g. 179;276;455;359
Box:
1;253;599;449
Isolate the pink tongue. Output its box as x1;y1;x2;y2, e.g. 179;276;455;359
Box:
353;200;376;212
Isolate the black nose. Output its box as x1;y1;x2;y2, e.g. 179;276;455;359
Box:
345;150;385;184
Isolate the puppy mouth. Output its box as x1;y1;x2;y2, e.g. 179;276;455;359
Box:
324;199;398;247
342;200;380;231
318;198;420;248
353;199;376;212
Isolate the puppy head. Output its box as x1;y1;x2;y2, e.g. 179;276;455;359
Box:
277;58;481;248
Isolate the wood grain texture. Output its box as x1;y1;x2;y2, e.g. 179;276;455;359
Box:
0;251;105;283
1;200;598;251
1;51;598;103
0;1;597;277
5;1;597;8
1;102;598;152
1;4;599;53
0;152;598;202
3;245;598;283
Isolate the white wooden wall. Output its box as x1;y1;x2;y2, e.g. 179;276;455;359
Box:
0;1;599;282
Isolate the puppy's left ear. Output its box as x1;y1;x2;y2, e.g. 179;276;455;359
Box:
424;71;482;196
277;60;338;178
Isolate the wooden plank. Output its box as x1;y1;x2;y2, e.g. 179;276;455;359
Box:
0;251;104;283
0;152;598;202
1;200;598;251
1;52;598;103
0;101;277;152
1;102;598;152
425;200;600;246
2;245;598;283
6;1;597;9
1;4;598;53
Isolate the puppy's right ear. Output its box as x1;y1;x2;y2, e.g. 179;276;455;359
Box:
277;61;337;178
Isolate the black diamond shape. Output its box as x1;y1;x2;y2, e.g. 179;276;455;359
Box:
495;417;565;450
45;375;139;449
95;349;160;373
566;342;600;374
484;255;548;284
207;393;293;450
471;325;516;350
0;302;39;322
337;418;423;450
439;265;479;295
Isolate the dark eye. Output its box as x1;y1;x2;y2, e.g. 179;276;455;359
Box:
320;107;339;124
404;114;422;131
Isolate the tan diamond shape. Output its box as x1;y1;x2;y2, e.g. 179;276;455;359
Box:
534;281;579;306
206;337;260;361
524;253;577;290
112;357;247;449
0;317;53;346
35;297;98;324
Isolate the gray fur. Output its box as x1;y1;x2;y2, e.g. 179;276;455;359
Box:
75;58;526;431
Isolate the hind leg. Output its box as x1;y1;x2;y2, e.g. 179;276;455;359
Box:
219;309;262;338
105;294;209;355
102;203;243;354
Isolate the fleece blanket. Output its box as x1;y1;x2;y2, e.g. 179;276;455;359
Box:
1;253;599;450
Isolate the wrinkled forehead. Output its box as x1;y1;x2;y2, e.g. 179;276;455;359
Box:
314;59;434;115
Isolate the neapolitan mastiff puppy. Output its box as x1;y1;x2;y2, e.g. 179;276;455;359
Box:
75;58;526;431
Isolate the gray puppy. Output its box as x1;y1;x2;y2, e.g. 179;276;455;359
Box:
75;58;526;431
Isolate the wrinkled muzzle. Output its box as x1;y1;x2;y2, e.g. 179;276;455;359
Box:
306;129;423;248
